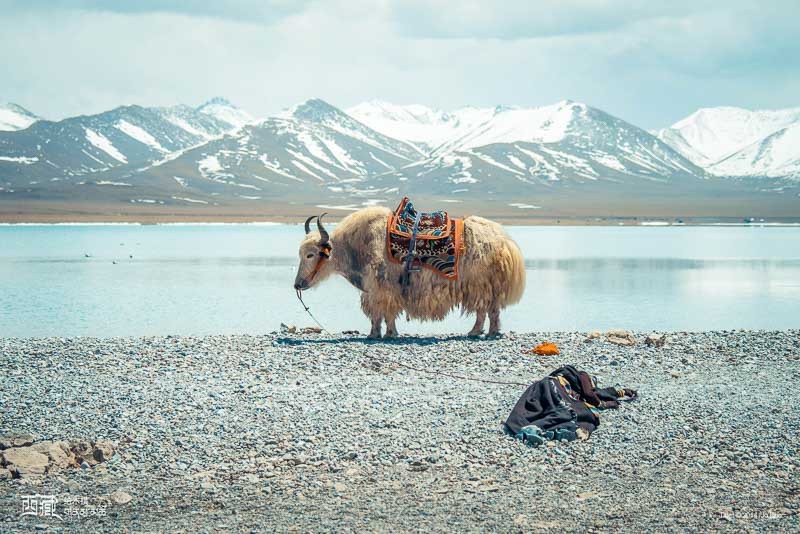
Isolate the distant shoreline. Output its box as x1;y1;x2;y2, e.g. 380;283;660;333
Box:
3;222;800;227
1;198;799;226
1;216;799;227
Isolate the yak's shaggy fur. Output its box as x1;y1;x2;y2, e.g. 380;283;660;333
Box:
294;206;525;338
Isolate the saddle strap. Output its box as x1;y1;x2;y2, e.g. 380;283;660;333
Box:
389;197;451;240
401;211;423;292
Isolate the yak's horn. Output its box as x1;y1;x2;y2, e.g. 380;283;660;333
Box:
317;213;329;243
304;215;317;234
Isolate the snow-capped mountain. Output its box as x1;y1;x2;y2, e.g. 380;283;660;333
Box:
657;106;800;178
285;99;423;160
0;103;40;131
711;122;800;178
139;97;714;211
1;97;797;216
432;101;577;155
196;97;255;130
0;100;250;185
372;100;705;202
93;98;420;205
347;100;495;151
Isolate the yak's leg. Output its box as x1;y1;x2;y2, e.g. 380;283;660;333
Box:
488;306;502;337
467;310;486;337
361;293;383;339
384;314;399;339
379;291;402;339
364;291;402;339
368;316;382;339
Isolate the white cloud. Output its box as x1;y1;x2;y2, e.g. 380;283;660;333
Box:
0;0;797;129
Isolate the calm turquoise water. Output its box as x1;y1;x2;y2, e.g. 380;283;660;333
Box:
1;224;799;337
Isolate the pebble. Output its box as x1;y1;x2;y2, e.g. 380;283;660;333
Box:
108;490;133;505
646;333;667;347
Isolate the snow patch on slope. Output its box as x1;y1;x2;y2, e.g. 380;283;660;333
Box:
436;101;581;154
198;154;223;176
319;137;364;174
592;153;626;172
85;128;127;163
294;130;335;165
0;155;38;164
469;150;524;176
197;97;254;129
166;116;212;139
712;123;800;178
116;120;167;152
347;100;495;148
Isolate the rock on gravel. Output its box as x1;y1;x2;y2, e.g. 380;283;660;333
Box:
1;448;49;477
646;333;667;347
584;331;603;342
606;329;637;346
0;437;115;478
108;489;132;505
0;433;36;450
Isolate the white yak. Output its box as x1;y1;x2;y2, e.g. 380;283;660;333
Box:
294;206;525;338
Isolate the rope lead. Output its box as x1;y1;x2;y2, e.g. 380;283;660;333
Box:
296;289;332;335
293;291;529;387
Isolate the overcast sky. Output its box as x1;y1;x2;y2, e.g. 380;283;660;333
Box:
1;0;798;128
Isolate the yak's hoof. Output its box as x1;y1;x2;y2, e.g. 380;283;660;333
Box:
467;330;483;338
367;333;382;340
486;331;503;338
384;331;398;339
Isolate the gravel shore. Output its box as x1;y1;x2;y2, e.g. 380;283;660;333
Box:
1;330;799;532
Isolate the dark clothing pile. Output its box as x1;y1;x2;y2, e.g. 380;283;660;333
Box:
505;365;637;446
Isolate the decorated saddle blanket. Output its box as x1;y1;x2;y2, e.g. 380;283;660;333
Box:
387;197;464;279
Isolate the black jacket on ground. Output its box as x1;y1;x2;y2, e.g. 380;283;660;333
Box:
505;365;636;437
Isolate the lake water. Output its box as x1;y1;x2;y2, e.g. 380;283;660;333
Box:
1;224;799;337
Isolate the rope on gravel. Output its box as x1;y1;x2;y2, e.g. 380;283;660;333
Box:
298;297;530;387
375;356;530;387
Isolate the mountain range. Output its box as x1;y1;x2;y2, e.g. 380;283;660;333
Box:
0;103;40;132
1;97;798;220
655;107;800;179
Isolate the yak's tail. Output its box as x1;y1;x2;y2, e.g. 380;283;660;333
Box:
496;236;526;306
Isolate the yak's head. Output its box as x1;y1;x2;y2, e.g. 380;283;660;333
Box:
294;213;333;291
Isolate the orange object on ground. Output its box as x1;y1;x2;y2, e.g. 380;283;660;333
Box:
531;342;560;355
